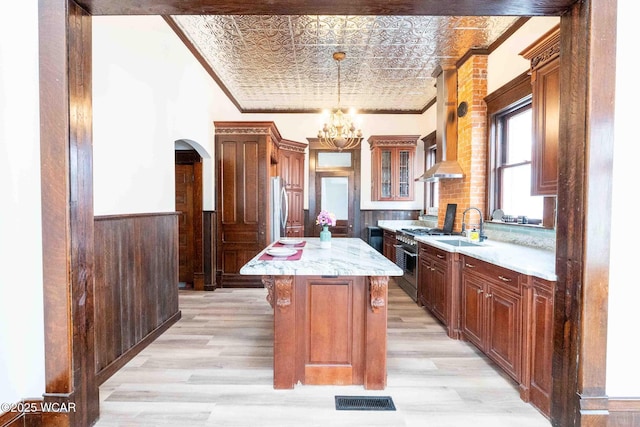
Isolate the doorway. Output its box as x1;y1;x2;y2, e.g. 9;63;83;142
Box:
307;139;361;237
175;149;204;290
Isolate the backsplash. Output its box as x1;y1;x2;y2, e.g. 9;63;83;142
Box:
484;221;556;251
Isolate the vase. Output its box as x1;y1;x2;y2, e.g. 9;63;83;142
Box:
319;225;331;248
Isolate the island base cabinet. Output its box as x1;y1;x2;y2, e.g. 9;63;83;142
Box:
270;274;388;390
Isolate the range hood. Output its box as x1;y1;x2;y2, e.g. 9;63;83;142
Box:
415;65;464;182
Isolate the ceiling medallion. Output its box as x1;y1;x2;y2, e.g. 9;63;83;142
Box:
317;52;363;151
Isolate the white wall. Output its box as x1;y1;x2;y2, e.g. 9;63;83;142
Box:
0;0;45;405
93;16;220;214
607;0;640;396
488;17;560;94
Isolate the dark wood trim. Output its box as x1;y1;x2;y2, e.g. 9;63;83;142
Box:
76;0;577;17
484;71;532;115
39;1;98;425
163;16;243;113
95;211;179;221
0;399;44;427
608;398;640;427
203;211;217;290
553;1;616;425
36;1;612;426
95;311;181;384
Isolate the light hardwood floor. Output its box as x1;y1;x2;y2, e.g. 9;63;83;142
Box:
95;280;551;427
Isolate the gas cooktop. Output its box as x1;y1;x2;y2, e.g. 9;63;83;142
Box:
399;227;461;237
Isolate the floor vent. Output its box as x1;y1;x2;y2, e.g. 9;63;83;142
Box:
335;396;396;411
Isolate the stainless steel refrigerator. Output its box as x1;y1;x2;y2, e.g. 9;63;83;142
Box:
270;176;288;242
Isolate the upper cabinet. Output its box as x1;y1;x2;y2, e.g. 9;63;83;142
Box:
369;135;419;201
521;25;560;196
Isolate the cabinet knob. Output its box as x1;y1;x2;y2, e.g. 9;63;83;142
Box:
465;263;476;268
485;293;492;298
498;275;512;282
436;254;445;259
476;288;483;294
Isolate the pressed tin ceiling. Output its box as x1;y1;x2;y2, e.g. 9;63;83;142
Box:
170;15;521;113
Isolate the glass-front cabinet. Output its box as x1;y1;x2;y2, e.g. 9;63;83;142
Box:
369;135;418;201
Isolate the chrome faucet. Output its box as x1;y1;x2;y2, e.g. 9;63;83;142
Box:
461;207;487;241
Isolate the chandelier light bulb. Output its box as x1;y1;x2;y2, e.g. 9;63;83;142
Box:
316;52;363;151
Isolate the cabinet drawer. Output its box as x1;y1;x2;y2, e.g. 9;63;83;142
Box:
461;255;521;293
418;243;448;261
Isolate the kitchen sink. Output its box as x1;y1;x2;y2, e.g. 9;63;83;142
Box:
437;239;486;247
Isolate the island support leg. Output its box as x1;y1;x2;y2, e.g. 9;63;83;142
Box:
365;275;389;389
271;275;295;389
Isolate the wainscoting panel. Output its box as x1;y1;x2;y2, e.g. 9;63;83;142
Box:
94;213;181;384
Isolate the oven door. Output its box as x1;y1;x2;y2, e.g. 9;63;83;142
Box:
401;246;417;286
394;242;418;302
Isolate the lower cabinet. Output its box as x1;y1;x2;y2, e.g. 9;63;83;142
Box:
460;255;523;383
523;276;555;417
418;244;448;324
382;230;396;262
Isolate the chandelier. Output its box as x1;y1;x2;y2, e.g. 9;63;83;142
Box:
317;52;363;150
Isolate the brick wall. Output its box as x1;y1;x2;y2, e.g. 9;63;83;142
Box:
438;55;488;231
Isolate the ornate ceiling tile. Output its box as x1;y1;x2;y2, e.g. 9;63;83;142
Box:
172;15;519;113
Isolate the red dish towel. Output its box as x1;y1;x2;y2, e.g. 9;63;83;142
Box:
259;249;303;261
273;241;306;248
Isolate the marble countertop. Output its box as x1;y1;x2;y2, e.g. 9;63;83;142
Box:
239;238;403;277
414;235;556;281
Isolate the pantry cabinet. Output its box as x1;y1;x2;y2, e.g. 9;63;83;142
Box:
214;121;281;287
368;135;418;201
461;255;523;382
278;139;306;238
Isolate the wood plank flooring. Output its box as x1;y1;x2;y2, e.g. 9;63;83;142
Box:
95;280;551;426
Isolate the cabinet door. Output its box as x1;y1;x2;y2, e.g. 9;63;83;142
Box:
396;148;412;199
461;271;485;349
529;278;554;416
485;284;521;381
417;256;430;308
430;259;448;323
531;58;559;196
383;231;396;261
379;148;393;199
285;189;304;237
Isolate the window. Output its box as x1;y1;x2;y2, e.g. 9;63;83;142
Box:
492;100;543;220
423;132;438;209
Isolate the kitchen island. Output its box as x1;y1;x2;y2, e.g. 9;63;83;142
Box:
240;238;403;389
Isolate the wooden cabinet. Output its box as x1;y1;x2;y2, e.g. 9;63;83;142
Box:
214;121;282;287
521;25;560;196
461;255;523;382
418;244;448;324
382;230;397;262
368;135;418;201
523;276;555;417
278;139;306;238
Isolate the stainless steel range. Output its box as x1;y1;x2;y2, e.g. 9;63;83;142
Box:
394;228;430;302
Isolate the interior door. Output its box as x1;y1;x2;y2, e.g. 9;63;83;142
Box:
175;163;195;284
315;171;354;237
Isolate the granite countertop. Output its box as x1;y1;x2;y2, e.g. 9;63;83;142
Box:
239;237;403;277
414;235;557;281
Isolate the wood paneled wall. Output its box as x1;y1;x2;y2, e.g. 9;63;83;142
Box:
93;213;181;384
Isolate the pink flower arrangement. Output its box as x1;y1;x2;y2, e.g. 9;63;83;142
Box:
316;210;336;227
